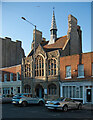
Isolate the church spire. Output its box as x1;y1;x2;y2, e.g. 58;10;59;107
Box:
51;10;57;30
48;8;57;45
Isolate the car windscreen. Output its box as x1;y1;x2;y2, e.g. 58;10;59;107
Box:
57;97;65;101
13;94;22;99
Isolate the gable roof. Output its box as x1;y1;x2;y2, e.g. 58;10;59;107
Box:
27;35;68;57
27;50;34;57
43;35;68;50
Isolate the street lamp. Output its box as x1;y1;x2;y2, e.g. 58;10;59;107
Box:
21;17;36;96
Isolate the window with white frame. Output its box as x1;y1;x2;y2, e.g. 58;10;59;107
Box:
62;86;83;99
17;72;20;81
92;63;93;76
10;73;13;81
0;74;2;82
78;64;84;77
3;88;10;94
0;88;1;94
66;66;71;78
4;74;7;82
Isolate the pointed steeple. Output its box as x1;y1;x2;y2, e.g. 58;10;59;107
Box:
48;9;57;45
50;10;57;30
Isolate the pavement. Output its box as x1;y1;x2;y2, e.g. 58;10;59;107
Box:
82;103;93;111
0;97;12;104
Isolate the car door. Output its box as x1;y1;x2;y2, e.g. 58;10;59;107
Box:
32;97;38;104
65;98;76;109
69;99;77;109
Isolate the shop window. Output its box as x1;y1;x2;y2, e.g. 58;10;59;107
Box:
0;88;1;94
69;86;72;97
73;86;76;98
17;87;20;93
80;86;83;98
10;73;13;81
62;86;83;99
76;86;80;98
4;74;7;82
66;66;71;78
17;72;20;80
78;64;84;77
3;88;10;95
65;86;68;98
63;86;66;97
11;87;13;94
0;74;2;82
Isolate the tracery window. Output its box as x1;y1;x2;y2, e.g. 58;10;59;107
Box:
35;55;44;77
48;59;56;76
48;84;57;95
25;64;31;77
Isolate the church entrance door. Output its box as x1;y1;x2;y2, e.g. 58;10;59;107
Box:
35;84;44;98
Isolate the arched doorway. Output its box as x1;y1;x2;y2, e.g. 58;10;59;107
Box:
24;84;31;93
48;83;57;95
35;84;44;98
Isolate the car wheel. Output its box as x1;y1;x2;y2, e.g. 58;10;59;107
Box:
63;105;68;112
39;101;44;106
14;104;18;107
22;101;27;107
78;104;82;110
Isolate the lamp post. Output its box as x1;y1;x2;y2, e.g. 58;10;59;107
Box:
21;17;36;96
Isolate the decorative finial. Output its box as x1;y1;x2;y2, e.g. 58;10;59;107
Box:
53;7;55;12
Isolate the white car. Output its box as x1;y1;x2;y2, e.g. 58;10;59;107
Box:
45;97;82;112
12;93;45;107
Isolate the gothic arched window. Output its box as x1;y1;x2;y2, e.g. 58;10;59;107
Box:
48;59;56;76
48;84;57;95
35;55;44;76
25;64;31;77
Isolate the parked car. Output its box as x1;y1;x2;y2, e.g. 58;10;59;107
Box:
12;93;45;107
0;94;12;103
45;97;82;112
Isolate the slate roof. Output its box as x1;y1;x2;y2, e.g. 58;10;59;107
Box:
27;35;68;57
43;35;68;49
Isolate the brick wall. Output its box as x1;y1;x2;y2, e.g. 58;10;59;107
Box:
60;52;93;81
0;64;21;82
